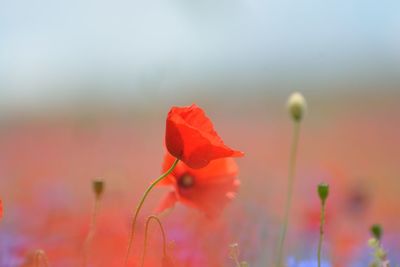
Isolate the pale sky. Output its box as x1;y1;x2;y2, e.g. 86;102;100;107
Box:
1;0;400;111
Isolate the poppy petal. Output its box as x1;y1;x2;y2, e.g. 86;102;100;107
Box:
165;104;243;168
177;177;240;218
156;191;178;214
162;255;175;267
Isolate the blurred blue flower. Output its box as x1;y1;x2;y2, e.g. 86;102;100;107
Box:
0;231;27;267
287;257;331;267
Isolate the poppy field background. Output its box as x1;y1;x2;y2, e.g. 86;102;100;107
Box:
1;0;400;265
0;90;399;266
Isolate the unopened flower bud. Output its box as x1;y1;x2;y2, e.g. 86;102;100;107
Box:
317;183;329;204
92;179;104;199
370;224;383;241
287;92;307;122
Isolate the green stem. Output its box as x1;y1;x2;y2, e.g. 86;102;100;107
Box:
234;256;242;267
35;250;50;267
124;158;179;266
276;121;301;267
140;215;167;267
82;194;101;267
317;202;326;267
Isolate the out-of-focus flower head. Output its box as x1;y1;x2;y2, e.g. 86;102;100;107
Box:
287;257;331;267
157;152;240;218
162;255;175;267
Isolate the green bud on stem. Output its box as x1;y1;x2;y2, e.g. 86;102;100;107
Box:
370;224;383;241
93;179;105;199
287;92;307;122
317;183;329;204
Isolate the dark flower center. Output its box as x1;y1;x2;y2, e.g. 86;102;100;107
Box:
346;187;369;215
178;173;195;188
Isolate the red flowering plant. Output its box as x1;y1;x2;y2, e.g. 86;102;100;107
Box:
124;104;244;265
1;94;397;267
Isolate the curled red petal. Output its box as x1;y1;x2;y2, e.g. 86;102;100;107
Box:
165;104;243;168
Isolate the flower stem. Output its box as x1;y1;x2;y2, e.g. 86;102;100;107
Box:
124;158;179;266
233;256;242;267
276;121;301;267
317;202;326;267
34;250;50;267
82;192;101;267
229;244;242;267
140;215;167;267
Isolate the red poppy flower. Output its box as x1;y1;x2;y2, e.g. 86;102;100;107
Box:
165;104;243;169
162;255;175;267
157;153;240;218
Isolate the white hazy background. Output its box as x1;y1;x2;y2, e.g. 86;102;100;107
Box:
1;0;400;113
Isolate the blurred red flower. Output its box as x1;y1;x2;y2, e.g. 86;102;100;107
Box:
157;153;240;218
162;256;175;267
165;104;243;168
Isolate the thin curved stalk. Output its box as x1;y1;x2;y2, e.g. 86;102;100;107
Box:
34;250;50;267
276;121;301;267
317;203;326;267
124;158;179;266
82;193;101;267
140;215;167;267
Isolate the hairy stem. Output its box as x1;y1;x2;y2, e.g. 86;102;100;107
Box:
35;250;50;267
276;121;301;267
124;158;179;266
82;193;101;267
140;215;167;267
317;203;326;267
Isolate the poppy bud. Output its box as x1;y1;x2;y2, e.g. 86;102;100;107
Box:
370;224;383;241
287;92;306;122
92;179;104;199
317;183;329;204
